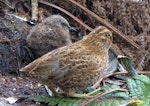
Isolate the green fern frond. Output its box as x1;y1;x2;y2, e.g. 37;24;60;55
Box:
127;75;150;99
32;96;134;106
111;92;129;99
101;85;120;92
134;75;150;84
84;99;133;106
127;78;142;98
31;75;150;106
32;96;83;106
100;85;129;99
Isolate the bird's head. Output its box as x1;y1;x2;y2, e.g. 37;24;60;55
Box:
83;26;113;51
43;15;76;32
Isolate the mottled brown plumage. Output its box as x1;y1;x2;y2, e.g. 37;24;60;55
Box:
27;15;72;56
20;26;113;97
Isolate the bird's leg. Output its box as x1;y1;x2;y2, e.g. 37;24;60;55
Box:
44;81;62;97
68;92;93;98
86;87;102;96
67;87;101;98
44;85;55;96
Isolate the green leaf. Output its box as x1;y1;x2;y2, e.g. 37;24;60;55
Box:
117;55;138;76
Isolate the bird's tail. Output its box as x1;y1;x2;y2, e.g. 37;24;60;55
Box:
19;59;40;74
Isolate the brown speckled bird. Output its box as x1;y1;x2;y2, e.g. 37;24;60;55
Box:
20;26;113;98
27;15;72;56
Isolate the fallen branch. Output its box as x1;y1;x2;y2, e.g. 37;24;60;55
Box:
81;88;128;106
39;0;92;31
93;71;150;88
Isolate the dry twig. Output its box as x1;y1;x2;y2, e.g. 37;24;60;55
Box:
93;71;150;88
31;0;38;21
81;88;128;106
39;0;92;31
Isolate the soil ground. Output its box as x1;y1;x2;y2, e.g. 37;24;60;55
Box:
0;73;48;106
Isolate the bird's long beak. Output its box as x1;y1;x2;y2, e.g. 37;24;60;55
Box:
68;26;78;33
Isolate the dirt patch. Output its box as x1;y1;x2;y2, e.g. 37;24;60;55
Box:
0;73;48;105
0;13;35;74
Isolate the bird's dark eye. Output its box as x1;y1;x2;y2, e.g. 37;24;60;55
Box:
61;22;68;27
105;32;111;37
61;22;66;26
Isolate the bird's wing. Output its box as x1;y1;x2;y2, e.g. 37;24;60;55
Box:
20;43;82;73
52;49;101;79
20;43;101;78
19;45;69;73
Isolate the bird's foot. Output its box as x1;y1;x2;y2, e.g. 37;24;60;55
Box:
87;87;101;96
68;87;101;98
68;92;93;98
